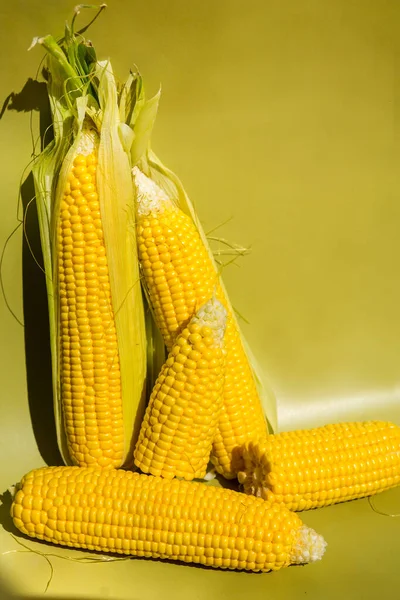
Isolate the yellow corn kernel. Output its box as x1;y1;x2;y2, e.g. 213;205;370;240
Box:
134;298;226;480
133;168;267;478
238;421;400;510
58;145;123;468
11;466;326;572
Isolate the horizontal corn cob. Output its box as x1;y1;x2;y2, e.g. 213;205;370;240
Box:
238;421;400;511
134;297;227;480
58;132;125;468
11;466;326;572
133;168;267;478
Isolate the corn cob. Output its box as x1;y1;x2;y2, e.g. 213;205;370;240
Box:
32;29;147;469
58;130;125;468
134;297;227;480
11;466;326;572
238;421;400;511
133;168;267;478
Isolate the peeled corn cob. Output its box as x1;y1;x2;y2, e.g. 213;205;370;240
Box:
238;421;400;511
58;130;125;468
11;466;327;572
133;168;267;478
134;297;227;480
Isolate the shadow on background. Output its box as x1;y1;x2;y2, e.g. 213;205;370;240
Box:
1;78;62;466
0;491;19;536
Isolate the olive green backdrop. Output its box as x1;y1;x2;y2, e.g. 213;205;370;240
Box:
0;0;399;598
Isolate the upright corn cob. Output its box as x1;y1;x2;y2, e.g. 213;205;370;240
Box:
57;129;124;468
11;466;326;572
133;168;267;478
134;297;227;480
32;24;147;468
238;421;400;511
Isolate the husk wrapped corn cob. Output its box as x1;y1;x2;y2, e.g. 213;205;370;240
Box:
11;466;327;572
114;70;277;479
238;420;400;510
31;19;147;467
128;166;270;479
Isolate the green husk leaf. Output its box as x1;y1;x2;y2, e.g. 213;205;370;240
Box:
121;72;146;128
130;90;161;167
118;122;135;154
119;73;167;392
31;52;78;464
95;60;147;460
119;71;146;129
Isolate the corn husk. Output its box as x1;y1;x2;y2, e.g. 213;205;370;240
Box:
121;72;277;433
31;51;75;463
119;72;166;388
31;21;147;465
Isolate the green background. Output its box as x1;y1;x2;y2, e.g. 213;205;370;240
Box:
0;0;399;598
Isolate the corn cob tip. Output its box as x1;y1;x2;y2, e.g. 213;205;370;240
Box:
192;297;227;345
237;439;270;499
132;167;172;215
290;525;327;564
76;125;99;156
